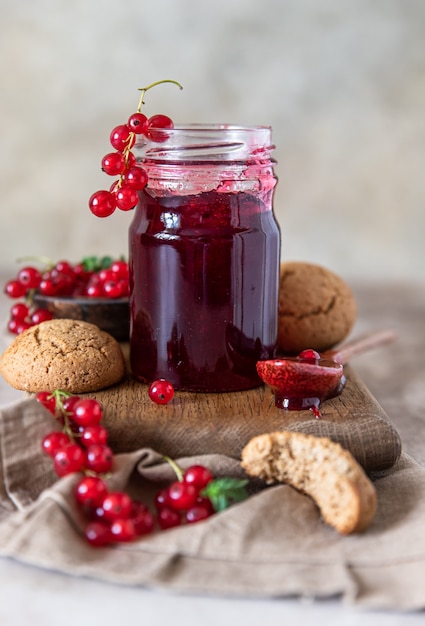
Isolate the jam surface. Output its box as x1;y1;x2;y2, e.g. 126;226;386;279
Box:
129;188;280;391
256;355;345;417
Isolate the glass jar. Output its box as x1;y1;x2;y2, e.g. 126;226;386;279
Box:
129;124;280;392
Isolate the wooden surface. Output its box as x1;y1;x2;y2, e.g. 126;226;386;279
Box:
89;365;402;473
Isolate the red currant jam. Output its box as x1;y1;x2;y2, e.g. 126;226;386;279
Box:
129;125;280;392
256;355;346;415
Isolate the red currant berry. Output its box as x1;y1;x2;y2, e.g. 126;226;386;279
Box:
17;266;42;289
79;425;108;447
130;502;155;536
185;503;213;524
4;279;27;298
54;261;75;277
102;279;125;298
54;444;85;477
10;302;29;320
109;179;120;194
15;321;32;334
114;186;139;211
98;268;114;282
85;283;103;298
110;125;135;152
37;278;58;296
52;272;75;296
35;391;56;415
118;279;130;297
62;395;81;415
157;507;181;530
154;488;171;511
101;492;132;522
73;263;92;281
85;444;114;474
91;504;107;522
71;398;103;427
75;476;108;508
298;349;321;361
89;190;116;218
148;379;175;405
101;152;125;176
7;318;21;334
166;481;198;511
30;308;53;325
110;260;129;280
85;521;112;547
146;114;174;142
110;518;137;542
122;166;148;190
41;431;71;457
183;465;214;490
195;495;215;515
127;112;148;134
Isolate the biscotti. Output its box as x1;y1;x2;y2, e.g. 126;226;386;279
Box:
278;261;357;353
0;319;126;393
241;430;377;534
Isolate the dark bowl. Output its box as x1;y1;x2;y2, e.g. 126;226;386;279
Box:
33;293;130;342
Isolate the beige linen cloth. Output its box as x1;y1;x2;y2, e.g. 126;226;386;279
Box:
1;397;425;611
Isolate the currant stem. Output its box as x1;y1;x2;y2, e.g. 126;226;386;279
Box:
16;255;54;268
163;455;184;482
50;389;74;436
25;287;36;307
136;79;183;113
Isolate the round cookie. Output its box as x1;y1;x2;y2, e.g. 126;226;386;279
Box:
0;319;126;393
278;261;356;354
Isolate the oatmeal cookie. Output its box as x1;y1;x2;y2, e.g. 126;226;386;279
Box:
278;261;356;353
241;430;377;534
0;319;126;393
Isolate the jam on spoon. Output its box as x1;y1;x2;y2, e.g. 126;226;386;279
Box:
256;330;396;417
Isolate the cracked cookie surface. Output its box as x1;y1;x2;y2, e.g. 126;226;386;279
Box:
278;261;356;353
0;319;126;393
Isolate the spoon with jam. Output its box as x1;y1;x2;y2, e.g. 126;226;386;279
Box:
256;330;396;417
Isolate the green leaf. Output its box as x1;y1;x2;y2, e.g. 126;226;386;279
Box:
80;255;127;272
201;477;249;512
99;255;114;269
81;256;100;272
80;256;115;272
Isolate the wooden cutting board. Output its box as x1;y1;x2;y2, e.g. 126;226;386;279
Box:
89;365;401;473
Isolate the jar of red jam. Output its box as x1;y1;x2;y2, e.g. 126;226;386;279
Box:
129;124;280;392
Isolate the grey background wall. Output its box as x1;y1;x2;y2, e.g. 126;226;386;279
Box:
1;0;424;283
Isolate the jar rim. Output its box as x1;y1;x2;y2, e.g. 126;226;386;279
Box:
149;122;270;130
135;124;274;162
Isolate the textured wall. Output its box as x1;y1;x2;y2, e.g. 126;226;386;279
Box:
1;0;424;282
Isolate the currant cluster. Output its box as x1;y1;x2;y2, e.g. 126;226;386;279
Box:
154;462;214;529
36;389;248;546
6;300;53;335
89;79;182;218
4;256;129;334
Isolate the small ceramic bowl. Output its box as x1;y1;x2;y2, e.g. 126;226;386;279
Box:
32;293;130;342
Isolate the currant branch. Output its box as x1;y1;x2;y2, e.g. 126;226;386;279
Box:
89;79;183;218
